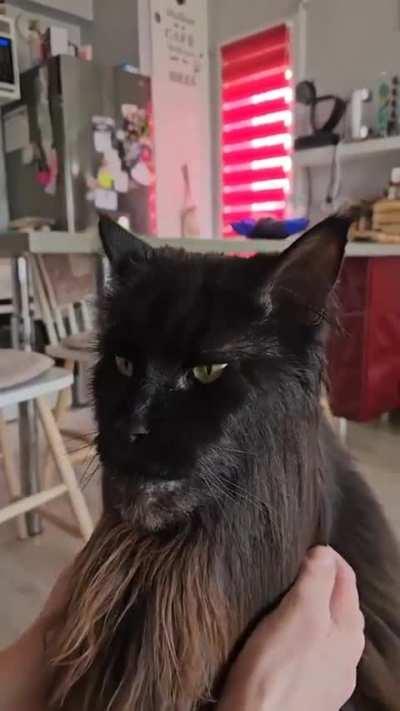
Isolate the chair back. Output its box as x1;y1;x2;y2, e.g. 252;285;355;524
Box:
31;255;95;346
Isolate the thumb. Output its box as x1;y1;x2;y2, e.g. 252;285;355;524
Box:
330;554;361;628
291;546;338;613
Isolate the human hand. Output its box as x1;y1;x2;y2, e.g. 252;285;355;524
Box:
0;567;72;711
218;546;365;711
37;566;72;637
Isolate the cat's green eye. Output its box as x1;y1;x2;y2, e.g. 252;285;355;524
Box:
115;356;133;378
192;363;228;384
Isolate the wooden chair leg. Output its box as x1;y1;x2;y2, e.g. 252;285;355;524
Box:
42;359;75;488
42;386;72;488
0;411;28;539
36;396;94;542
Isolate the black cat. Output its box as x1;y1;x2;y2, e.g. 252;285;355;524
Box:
48;216;400;711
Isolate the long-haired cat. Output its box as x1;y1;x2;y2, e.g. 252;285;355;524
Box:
48;216;400;711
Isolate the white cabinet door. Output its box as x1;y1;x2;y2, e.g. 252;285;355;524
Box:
32;0;93;21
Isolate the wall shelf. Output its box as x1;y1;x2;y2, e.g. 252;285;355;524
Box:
2;231;400;259
8;0;94;22
294;135;400;168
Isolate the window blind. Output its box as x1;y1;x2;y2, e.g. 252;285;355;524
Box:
221;24;293;237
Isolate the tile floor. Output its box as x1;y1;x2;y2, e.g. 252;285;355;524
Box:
0;409;399;648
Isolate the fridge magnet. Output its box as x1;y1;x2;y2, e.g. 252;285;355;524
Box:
93;116;115;153
94;187;118;211
86;103;155;228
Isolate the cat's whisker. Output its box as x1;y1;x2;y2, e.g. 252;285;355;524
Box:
218;446;258;457
62;431;97;443
199;467;254;537
66;443;96;456
202;456;268;513
199;468;227;506
80;453;99;475
80;466;100;492
213;474;266;515
198;470;235;530
199;471;245;554
79;450;101;491
216;471;268;509
200;468;234;513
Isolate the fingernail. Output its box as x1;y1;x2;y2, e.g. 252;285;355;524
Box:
307;546;335;567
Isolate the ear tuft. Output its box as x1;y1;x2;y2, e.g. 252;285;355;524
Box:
269;215;350;324
98;215;153;266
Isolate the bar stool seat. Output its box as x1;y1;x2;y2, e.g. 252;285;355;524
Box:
0;350;53;390
46;331;94;365
0;350;94;541
0;367;74;407
62;330;94;351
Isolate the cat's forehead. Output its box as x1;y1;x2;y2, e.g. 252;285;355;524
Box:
106;252;272;358
116;252;269;316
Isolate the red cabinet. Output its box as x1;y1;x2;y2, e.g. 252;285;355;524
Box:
328;258;400;421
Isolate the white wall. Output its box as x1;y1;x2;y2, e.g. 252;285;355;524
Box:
307;0;400;96
302;0;400;219
210;0;400;93
208;0;400;229
93;0;140;68
30;0;93;20
208;0;297;47
5;0;93;24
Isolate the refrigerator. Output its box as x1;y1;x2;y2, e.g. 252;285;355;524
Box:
2;55;154;234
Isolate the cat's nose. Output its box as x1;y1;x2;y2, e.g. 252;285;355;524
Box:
129;417;150;441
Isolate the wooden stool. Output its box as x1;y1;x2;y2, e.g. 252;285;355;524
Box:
0;350;94;542
31;255;96;485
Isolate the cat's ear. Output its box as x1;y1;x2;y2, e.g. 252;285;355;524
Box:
267;216;350;324
98;215;153;265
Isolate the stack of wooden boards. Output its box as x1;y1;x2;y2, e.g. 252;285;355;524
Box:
373;199;400;235
352;199;400;243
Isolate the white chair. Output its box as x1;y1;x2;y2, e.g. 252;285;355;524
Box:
31;253;95;367
0;349;94;542
30;255;97;482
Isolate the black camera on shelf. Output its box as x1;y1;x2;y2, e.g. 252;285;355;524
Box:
295;80;346;149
